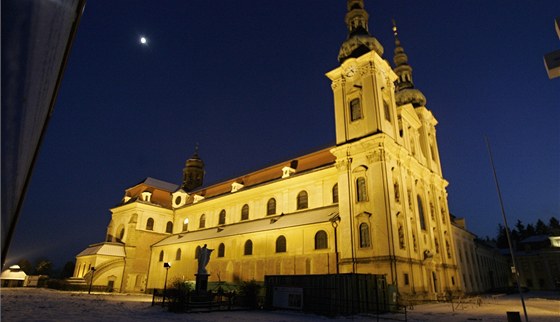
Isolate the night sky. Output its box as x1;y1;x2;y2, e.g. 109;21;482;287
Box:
6;1;559;268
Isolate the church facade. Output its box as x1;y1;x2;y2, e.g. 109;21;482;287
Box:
74;0;462;299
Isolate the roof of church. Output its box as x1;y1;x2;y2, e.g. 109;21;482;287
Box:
116;146;336;209
76;242;126;257
187;146;336;202
134;177;179;192
153;205;339;247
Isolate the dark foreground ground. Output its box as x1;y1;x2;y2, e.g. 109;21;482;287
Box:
1;288;558;321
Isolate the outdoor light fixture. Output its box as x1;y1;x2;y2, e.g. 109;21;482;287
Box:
162;262;171;306
330;214;341;274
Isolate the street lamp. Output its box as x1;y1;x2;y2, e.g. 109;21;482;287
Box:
162;262;171;307
330;215;341;274
88;267;96;294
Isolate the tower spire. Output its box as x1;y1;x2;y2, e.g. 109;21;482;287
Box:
392;19;426;107
338;0;383;63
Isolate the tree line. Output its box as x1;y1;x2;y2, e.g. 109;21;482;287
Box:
493;216;559;249
12;258;75;279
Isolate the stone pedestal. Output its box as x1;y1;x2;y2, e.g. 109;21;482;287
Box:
195;274;209;293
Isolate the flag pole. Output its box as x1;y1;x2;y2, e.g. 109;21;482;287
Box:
485;136;529;322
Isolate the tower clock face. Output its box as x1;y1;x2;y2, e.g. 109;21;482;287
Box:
344;65;357;77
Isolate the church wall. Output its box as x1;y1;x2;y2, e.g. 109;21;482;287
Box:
146;220;338;289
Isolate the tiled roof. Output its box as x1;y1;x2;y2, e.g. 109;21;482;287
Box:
76;242;126;257
153;205;339;247
188;146;336;202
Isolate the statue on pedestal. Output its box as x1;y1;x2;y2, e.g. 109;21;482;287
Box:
197;244;213;275
195;244;213;293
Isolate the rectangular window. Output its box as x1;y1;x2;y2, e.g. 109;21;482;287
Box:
349;98;362;121
404;273;410;285
383;99;391;121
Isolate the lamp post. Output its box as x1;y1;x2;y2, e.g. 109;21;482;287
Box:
330;215;340;274
162;262;171;307
88;267;96;294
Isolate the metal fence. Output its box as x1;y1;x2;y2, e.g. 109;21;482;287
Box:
264;273;407;320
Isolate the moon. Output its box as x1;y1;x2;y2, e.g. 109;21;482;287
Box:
140;36;148;45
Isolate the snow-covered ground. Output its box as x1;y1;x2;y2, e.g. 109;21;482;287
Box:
1;288;559;321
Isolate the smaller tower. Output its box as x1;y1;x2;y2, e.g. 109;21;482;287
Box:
182;145;204;192
338;0;384;63
392;20;426;107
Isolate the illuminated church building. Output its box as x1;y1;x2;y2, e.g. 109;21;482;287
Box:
74;0;462;297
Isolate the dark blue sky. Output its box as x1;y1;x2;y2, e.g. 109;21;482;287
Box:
7;1;559;268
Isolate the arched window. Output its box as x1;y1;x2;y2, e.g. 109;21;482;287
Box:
175;248;182;260
446;240;452;259
267;198;276;216
158;250;164;262
359;223;371;248
350;98;362;121
241;204;249;221
195;246;201;259
146;218;154;231
314;230;328;249
398;225;405;249
434;238;440;254
332;184;339;203
356;177;367;202
297;191;308;210
218;243;225;257
182;218;189;231
394;181;400;203
166;221;173;233
218;209;226;225
276;235;287;253
244;240;253;255
412;233;418;252
199;214;206;228
417;196;426;230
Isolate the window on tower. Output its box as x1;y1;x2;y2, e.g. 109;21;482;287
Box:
359;223;371;248
383;98;391;122
218;209;226;225
417;196;426;230
356;177;367;202
349;98;362;121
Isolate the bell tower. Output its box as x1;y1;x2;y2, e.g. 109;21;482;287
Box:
327;0;399;145
182;145;204;192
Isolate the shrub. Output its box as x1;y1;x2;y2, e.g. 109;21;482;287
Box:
238;279;262;309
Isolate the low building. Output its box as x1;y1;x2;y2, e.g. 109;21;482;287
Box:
516;235;560;291
1;265;27;287
451;217;511;294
